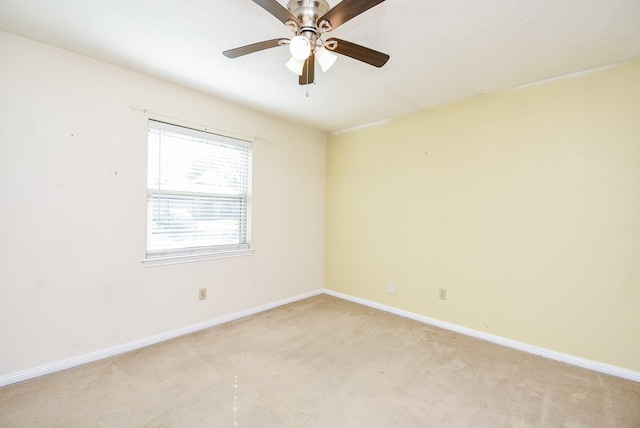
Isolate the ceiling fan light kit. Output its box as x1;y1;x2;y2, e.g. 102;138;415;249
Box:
223;0;390;85
286;56;306;75
289;35;312;60
315;46;337;72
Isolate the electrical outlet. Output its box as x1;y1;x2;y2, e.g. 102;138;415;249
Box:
388;282;396;295
199;288;207;300
439;288;447;300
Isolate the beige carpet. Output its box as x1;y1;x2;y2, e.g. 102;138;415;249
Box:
1;294;639;427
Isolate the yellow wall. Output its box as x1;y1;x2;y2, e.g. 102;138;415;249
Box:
325;58;640;372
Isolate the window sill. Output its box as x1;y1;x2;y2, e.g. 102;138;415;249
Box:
142;248;254;267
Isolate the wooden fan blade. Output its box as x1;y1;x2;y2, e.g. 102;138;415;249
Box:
318;0;385;31
327;38;389;67
223;39;285;58
252;0;300;25
299;53;315;85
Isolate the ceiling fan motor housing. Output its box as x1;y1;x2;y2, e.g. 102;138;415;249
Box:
287;0;331;43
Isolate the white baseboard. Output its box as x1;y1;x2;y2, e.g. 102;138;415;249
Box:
323;289;640;383
0;289;323;388
3;288;637;387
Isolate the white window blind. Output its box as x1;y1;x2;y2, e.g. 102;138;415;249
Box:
146;120;252;260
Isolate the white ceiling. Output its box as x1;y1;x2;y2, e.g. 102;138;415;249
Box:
1;0;639;133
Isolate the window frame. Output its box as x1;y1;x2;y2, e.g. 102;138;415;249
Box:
142;119;254;267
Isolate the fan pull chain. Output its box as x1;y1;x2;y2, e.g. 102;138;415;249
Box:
305;60;310;97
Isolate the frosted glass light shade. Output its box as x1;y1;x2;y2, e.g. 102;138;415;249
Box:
285;56;305;75
289;36;311;60
315;46;337;72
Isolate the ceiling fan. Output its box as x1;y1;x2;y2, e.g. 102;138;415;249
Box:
223;0;390;85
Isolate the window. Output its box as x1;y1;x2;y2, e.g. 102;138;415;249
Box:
145;120;252;264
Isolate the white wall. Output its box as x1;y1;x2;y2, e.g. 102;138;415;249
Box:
0;32;326;378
